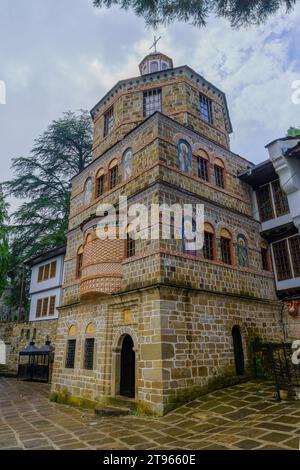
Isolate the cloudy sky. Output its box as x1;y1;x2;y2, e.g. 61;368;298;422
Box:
1;0;300;209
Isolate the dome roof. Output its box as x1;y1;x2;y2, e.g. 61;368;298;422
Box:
139;52;173;76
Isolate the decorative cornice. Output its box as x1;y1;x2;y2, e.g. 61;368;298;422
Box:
72;112;251;185
90;65;233;134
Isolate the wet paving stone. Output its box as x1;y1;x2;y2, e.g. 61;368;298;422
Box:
262;432;292;443
1;377;300;450
281;436;300;449
236;439;262;450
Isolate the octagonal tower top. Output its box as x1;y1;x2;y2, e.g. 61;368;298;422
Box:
139;52;173;76
139;36;173;75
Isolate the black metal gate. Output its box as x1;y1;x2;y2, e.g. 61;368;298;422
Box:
18;341;54;383
252;342;300;400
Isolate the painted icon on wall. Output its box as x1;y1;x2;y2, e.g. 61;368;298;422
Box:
122;148;133;180
237;234;249;267
178;140;192;174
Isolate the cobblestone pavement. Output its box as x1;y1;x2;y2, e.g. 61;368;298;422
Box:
1;377;300;450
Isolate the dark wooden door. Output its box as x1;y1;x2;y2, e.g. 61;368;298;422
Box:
120;335;135;398
232;326;245;376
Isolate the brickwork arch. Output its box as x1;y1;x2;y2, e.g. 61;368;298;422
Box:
215;223;236;265
112;326;138;350
107;157;120;171
111;327;139;399
173;133;194;149
192;141;211;155
226;320;249;372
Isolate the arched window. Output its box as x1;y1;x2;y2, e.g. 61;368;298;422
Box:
150;61;159;73
236;234;249;267
126;225;135;258
85;323;96;335
108;159;119;189
182;216;197;255
66;326;77;369
95;168;105;198
162;61;169;71
83;177;92;205
122;148;133;181
76;246;83;278
178;140;192;174
220;228;232;265
84;323;95;371
68;325;77;336
261;241;270;271
197;149;209;182
203;223;215;260
214;158;225;189
232;325;245;376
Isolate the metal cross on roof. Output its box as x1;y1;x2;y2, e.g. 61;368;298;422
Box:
150;35;161;53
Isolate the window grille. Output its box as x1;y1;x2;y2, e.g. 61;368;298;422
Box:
104;106;114;137
221;237;232;265
256;185;274;222
65;339;76;369
214;165;225;188
272;180;289;217
199;93;213;124
197;157;209;181
96;174;105;197
109;165;119;189
289;235;300;278
143;88;162;117
272;239;292;281
84;338;95;370
203;231;214;260
48;296;56;316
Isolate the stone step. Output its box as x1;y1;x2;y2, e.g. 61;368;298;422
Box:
94;395;136;416
107;395;137;411
94;405;131;417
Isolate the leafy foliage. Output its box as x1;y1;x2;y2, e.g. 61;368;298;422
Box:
287;126;300;137
0;187;10;296
93;0;296;28
4;110;92;261
3;110;92;310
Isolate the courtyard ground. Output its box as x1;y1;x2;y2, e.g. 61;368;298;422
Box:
0;377;300;450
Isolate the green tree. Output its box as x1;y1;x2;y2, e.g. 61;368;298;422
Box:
3;110;92;310
4;110;92;261
93;0;296;28
0;186;10;296
287;126;300;137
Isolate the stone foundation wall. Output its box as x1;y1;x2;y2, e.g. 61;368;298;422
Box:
0;320;57;372
51;286;283;415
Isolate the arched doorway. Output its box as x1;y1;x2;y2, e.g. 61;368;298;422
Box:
120;335;135;398
232;326;245;376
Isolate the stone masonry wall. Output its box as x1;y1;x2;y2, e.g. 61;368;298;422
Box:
0;320;57;372
51;286;283;415
92;69;230;159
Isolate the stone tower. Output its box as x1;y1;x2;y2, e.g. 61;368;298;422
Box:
51;51;283;415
